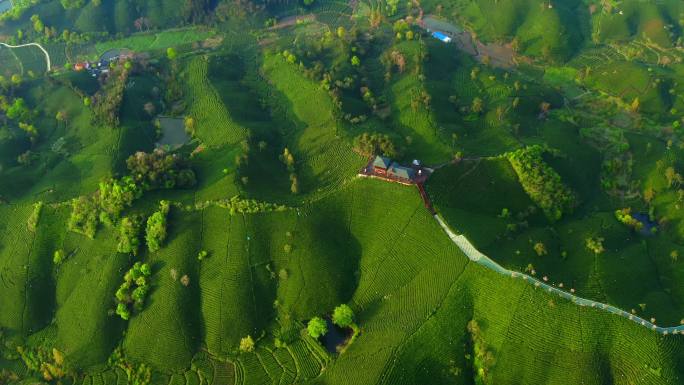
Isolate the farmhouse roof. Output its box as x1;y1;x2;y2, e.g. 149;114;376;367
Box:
373;155;391;169
388;163;415;180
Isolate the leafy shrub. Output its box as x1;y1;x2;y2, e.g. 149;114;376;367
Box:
239;335;255;352
53;250;65;265
332;304;354;328
117;216;142;255
307;317;328;339
68;196;99;239
145;201;170;252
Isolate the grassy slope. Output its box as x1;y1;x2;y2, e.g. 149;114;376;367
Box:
0;177;682;383
388;40;453;164
0;82;121;205
123;209;202;371
261;52;365;197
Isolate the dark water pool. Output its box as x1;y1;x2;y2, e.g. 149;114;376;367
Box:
320;318;352;353
632;212;658;236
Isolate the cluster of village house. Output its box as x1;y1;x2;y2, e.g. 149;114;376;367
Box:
73;53;132;77
74;60;111;77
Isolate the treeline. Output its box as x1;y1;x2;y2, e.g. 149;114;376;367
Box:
216;195;288;215
507;145;576;221
127;149;196;190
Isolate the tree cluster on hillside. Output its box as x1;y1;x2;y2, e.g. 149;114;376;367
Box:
127;149;196;190
278;26;384;124
68;149;194;239
145;201;170;252
353;132;397;158
98;177;143;225
15;345;69;382
115;262;152;320
92;64;130;127
507;145;577;221
68;176;143;238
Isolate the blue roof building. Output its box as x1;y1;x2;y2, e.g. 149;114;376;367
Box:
387;162;416;182
431;31;452;43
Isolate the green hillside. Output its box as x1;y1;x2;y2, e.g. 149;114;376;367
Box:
1;0;684;383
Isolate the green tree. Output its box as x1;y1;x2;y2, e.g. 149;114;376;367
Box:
55;110;67;123
533;242;547;257
53;249;65;265
585;237;605;255
332;304;354;328
10;74;22;86
307;317;328;339
351;55;361;66
166;47;178;60
30;15;44;34
239;335;255;352
471;97;484;114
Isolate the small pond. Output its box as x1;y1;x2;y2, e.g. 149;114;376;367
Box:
320;318;352;354
0;0;12;14
633;212;658;236
156;117;190;149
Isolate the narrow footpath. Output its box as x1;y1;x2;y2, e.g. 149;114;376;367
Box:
0;42;51;72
